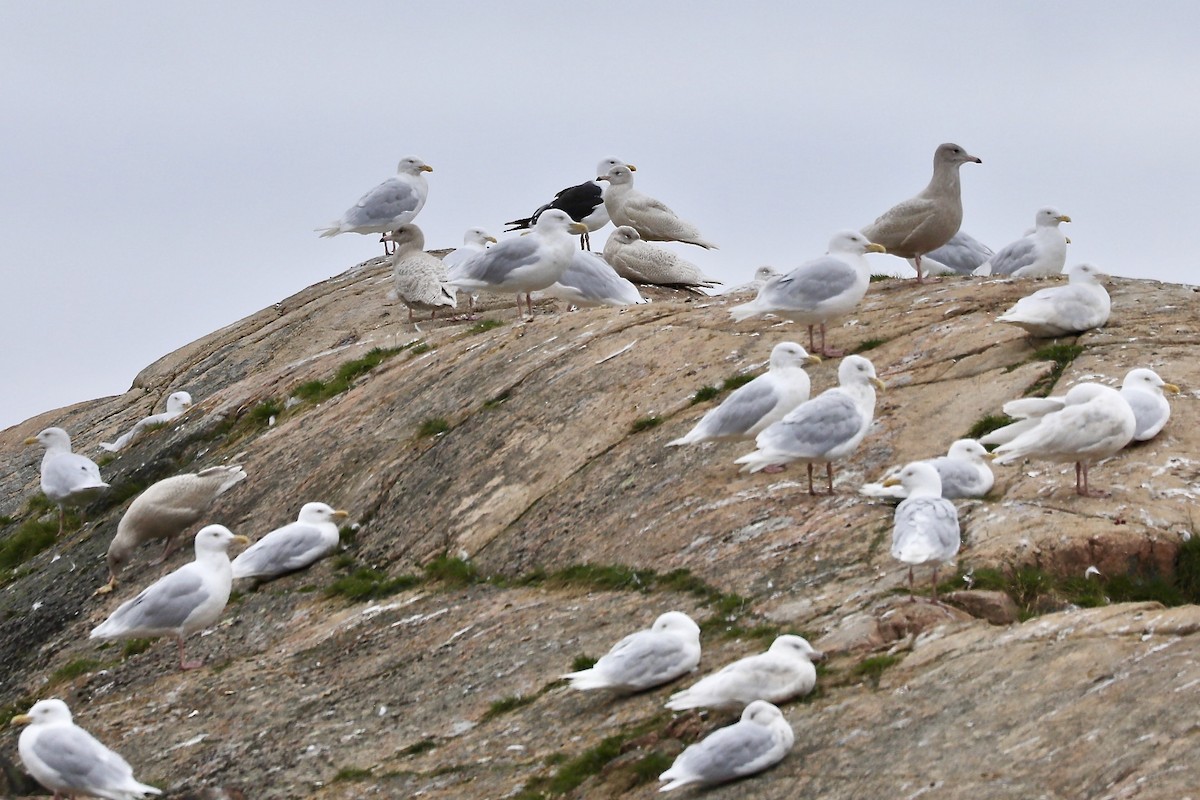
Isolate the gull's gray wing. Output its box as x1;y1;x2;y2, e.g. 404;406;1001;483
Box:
449;236;540;283
759;258;857;310
987;236;1038;276
345;177;419;227
892;497;960;563
757;392;861;458
930;457;983;498
673;721;779;782
598;630;690;688
34;725;134;792
232;524;329;578
696;378;778;439
925;232;993;274
106;567;209;633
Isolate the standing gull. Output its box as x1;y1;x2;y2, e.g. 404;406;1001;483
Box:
861;142;982;283
540;250;647;308
232;502;349;581
735;355;884;493
91;525;249;670
667;342;821;447
861;439;995;500
561;611;701;693
317;156;432;253
885;462;961;602
442;227;498;313
658;700;794;792
602;226;721;291
729;231;886;357
25;427;109;534
100;465;247;594
666;635;823;710
911;231;993;277
973;207;1071;277
446;209;587;317
1120;368;1179;441
505;157;635;250
381;225;458;321
100;391;193;452
996;263;1111;337
992;383;1136;496
13;699;162;800
598;164;718;249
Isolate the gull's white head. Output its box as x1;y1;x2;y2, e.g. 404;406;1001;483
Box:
608;226;642;246
769;634;824;662
596;156;635;175
534;208;588;235
380;223;425;251
742;700;786;725
829;230;886;256
397;156;433;175
1066;263;1106;284
1123;368;1179;396
12;698;73;727
1035;206;1071;227
886;461;944;497
463;228;497;247
194;524;249;555
166;391;193;414
769;342;821;370
947;439;992;462
652;611;701;638
26;427;72;451
838;355;885;391
597;164;635;186
297;502;350;525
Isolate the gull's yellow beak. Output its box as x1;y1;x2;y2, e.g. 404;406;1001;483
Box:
881;477;901;487
1057;215;1072;223
1164;383;1181;394
985;451;998;461
23;436;37;445
420;165;433;173
233;535;251;546
485;236;498;244
805;355;823;366
333;509;350;520
568;222;590;235
11;714;31;726
870;377;886;391
627;164;637;171
866;243;887;254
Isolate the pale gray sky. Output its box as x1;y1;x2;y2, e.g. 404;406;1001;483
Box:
3;2;1198;431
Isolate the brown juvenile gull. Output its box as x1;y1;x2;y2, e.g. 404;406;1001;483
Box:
602;226;721;291
861;142;981;283
597;164;718;249
381;224;458;321
317;156;432;254
25;427;109;534
504;157;635;250
99;465;247;594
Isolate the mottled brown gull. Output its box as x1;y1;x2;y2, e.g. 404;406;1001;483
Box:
598;164;718;249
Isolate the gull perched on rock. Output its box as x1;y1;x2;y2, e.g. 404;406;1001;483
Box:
100;391;193;452
718;266;781;295
232;502;349;581
598;164;718;249
658;701;794;792
317;156;432;253
1120;368;1179;441
442;227;498;313
447;209;587;317
13;699;162;800
974;207;1071;277
861;142;982;283
992;383;1136;496
665;635;823;710
562;611;701;693
92;525;248;670
886;462;961;602
602;226;721;291
735;355;884;493
729;231;886;357
540;250;647;308
505;157;635;250
911;231;993;277
381;225;458;321
25;427;109;534
861;439;995;500
100;465;248;594
667;342;821;447
996;263;1111;337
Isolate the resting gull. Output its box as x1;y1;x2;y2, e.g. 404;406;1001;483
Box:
14;699;161;799
861;142;981;283
505;157;634;250
540;250;647;308
992;383;1136;496
659;700;794;792
974;207;1071;277
25;427;109;534
911;231;993;277
100;465;248;594
561;611;701;693
446;209;586;317
598;164;718;249
718;266;782;295
667;342;821;446
441;227;497;312
317;156;432;253
665;635;823;711
886;462;961;602
381;225;458;320
91;524;249;670
729;231;885;356
232;502;348;581
602;226;721;291
1120;368;1179;441
861;439;994;500
996;263;1110;337
100;391;193;452
735;355;884;493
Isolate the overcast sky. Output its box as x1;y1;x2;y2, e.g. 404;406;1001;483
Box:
4;2;1198;431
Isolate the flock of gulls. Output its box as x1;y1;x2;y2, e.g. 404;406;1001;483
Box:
12;142;1184;797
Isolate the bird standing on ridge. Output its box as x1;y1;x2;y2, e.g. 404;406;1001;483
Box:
885;462;961;602
861;142;982;283
974;207;1071;277
381;225;458;321
25;427;109;534
597;164;718;249
505;157;635;250
317;156;432;254
100;391;193;452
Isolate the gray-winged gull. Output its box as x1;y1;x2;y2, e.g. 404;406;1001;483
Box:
562;611;700;692
1120;368;1179;441
540;250;647;308
974;207;1071;277
100;465;247;594
658;700;794;791
602;226;721;291
598;164;718;249
735;355;884;493
14;699;162;799
911;231;993;277
861;439;995;500
861;142;981;283
25;427;109;534
317;156;432;253
718;266;782;295
442;227;498;313
665;635;822;711
996;263;1110;337
505;157;635;250
729;231;886;356
886;461;961;602
100;391;193;452
667;342;821;446
91;524;249;670
381;224;458;321
231;502;348;581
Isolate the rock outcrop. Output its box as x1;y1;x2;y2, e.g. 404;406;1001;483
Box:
0;261;1197;799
